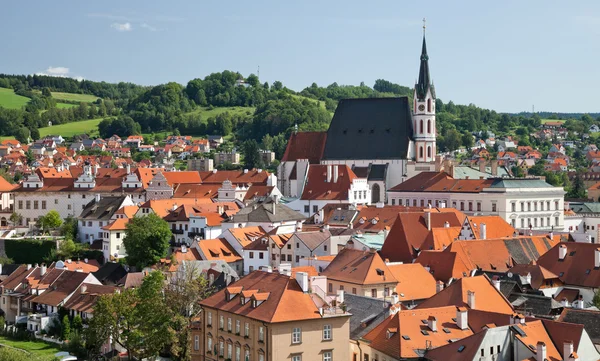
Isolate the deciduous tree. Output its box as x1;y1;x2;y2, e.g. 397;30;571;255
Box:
123;214;171;269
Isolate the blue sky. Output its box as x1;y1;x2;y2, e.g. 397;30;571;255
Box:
3;1;600;113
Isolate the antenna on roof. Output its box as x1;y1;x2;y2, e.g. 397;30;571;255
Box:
257;65;260;79
422;17;426;35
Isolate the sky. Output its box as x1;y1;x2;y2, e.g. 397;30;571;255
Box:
3;1;600;113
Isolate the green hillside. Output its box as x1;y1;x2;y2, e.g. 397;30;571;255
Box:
185;106;254;118
0;88;30;109
39;117;104;138
50;91;100;103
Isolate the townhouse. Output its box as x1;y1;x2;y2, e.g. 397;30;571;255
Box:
78;195;135;243
192;270;350;361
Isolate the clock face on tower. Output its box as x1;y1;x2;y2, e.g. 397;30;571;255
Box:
418;104;425;111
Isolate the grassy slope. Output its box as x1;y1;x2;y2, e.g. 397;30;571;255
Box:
50;91;99;103
541;119;564;124
0;336;62;357
39;117;104;138
185;106;254;118
0;88;30;109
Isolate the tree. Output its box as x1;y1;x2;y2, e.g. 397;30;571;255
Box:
444;129;461;152
461;132;474;149
272;81;283;91
38;210;63;233
60;216;78;241
72;315;83;334
14;126;29;144
568;172;587;199
62;315;71;340
593;289;600;309
246;74;259;87
29;127;40;141
242;139;263;169
9;212;22;227
123;214;171;269
41;87;52;97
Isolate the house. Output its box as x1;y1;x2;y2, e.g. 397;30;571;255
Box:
222;197;305;233
386;262;437;306
78;195;135;243
138;145;155;152
62;283;118;320
214;150;240;165
191;237;243;274
589;125;600;133
387;171;566;232
187;158;214;172
124;135;143;148
286;164;371;217
192;270;350;361
271;229;332;268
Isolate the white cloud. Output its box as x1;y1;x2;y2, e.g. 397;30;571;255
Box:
111;22;133;32
35;66;83;81
140;23;158;31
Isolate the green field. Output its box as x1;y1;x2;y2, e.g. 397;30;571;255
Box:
55;103;77;109
50;91;99;103
39;117;104;138
185;106;254;119
0;336;62;358
0;88;30;109
541;119;564;124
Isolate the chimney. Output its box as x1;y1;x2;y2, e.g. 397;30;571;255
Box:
549;231;554;240
537;342;547;361
95;194;101;203
559;244;567;260
296;271;309;293
467;290;476;309
337;289;344;304
563;341;574;361
383;226;390;240
456;307;468;330
81;284;88;293
333;165;339;183
126;163;131;174
480;223;487;240
444;221;450;228
595;248;600;268
244;169;249;174
265;265;273;273
428;316;437;332
561;297;569;308
492;277;501;291
391;292;399;304
326;165;332;183
479;159;486;173
27;264;32;270
278;263;292;277
491;160;498;176
181;245;188;253
577;295;585;309
84;258;88;264
525;273;532;285
425;211;431;231
436;280;444;293
40;263;47;276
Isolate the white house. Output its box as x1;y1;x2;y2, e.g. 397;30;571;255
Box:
78;195;134;243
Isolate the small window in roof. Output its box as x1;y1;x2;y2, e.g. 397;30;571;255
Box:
452;318;457;322
586;269;591;275
402;335;410;340
559;272;564;277
569;251;576;256
457;345;465;352
443;328;451;334
421;319;428;324
421;330;429;336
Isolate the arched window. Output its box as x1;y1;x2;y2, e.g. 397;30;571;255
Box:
419;120;424;134
427;119;431;134
427;98;432;112
419;146;424;159
427;146;432;158
371;184;381;204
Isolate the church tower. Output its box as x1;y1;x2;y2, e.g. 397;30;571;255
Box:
413;21;436;163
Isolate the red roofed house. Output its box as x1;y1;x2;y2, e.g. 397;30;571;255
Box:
286;164;371;217
277;131;327;197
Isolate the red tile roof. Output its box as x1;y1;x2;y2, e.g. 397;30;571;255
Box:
389;171;493;193
321;248;397;286
281;131;327;164
199;169;269;186
301;165;357;201
537;242;600;288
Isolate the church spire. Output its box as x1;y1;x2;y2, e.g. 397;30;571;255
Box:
415;19;435;101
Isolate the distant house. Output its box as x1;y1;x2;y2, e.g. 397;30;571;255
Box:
590;124;600;133
124;135;144;148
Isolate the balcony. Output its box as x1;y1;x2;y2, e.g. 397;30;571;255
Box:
188;231;205;239
171;229;184;235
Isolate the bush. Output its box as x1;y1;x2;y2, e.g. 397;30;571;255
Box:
4;239;55;264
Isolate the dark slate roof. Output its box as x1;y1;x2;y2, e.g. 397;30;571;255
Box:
322;97;413;161
415;35;435;100
558;308;600;343
508;292;563;317
344;293;391;340
498;279;520;298
228;198;305;224
80;196;127;220
368;164;387;181
0;264;21;277
93;262;129;285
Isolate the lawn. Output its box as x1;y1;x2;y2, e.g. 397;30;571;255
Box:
39;117;105;138
50;91;99;103
185;106;254;119
0;88;30;109
541;118;564;124
55;102;77;109
0;336;62;357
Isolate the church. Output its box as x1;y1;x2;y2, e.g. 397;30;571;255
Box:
278;29;438;204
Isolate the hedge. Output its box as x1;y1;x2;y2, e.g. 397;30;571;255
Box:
4;239;56;265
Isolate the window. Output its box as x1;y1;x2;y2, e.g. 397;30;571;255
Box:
555;201;559;210
371;289;377;298
492;203;497;212
259;326;264;341
313;205;318;213
541;218;544;227
245;322;249;337
249;252;254;259
236;345;241;361
219;315;224;329
323;351;333;361
481;349;484;357
236;320;240;334
391;199;395;206
511;203;516;212
207;312;212;326
296;243;300;249
304;205;309;213
540;202;544;211
460;202;464;211
323;324;332;340
116;232;121;238
259;253;264;259
194;335;199;351
287;244;291;250
521;219;525;228
88;221;92;227
18;200;22;209
26;200;30;209
419;119;424;133
54;199;58;204
520;202;524;211
427;119;431;133
296;255;300;263
527;202;531;211
497;345;501;353
227;343;232;359
555;217;559;226
352;288;357;294
259;353;265;361
427;146;432;158
207;337;213;353
324;245;328;252
339;285;344;291
468;202;473;212
292;327;302;344
328;283;333;292
33;200;38;209
41;201;46;209
477;202;481;212
227;317;232;331
293;356;302;361
490;346;494;355
219;341;224;356
287;254;292;261
419;146;424;158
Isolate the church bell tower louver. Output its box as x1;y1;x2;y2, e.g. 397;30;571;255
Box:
413;19;436;163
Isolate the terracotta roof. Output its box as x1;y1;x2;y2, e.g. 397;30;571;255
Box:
200;271;326;323
227;226;267;248
291;266;318;278
321;248;397;286
114;205;139;219
139;198;214;218
389;171;494;193
198;169;269;186
243;185;275;201
553;288;579;303
173;184;219;199
102;218;130;230
415;251;471;283
351;205;425;233
300;165;357;201
465;215;516;239
118;272;145;289
537;242;600;288
379;211;464;263
0;176;16;192
31;270;91;307
163;171;202;185
425;329;488;361
509;262;561;290
363;306;474;359
195;238;242;263
416;275;514;314
281;131;327;164
63;283;118;313
514;320;561;361
386;263;436;301
55;259;101;273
